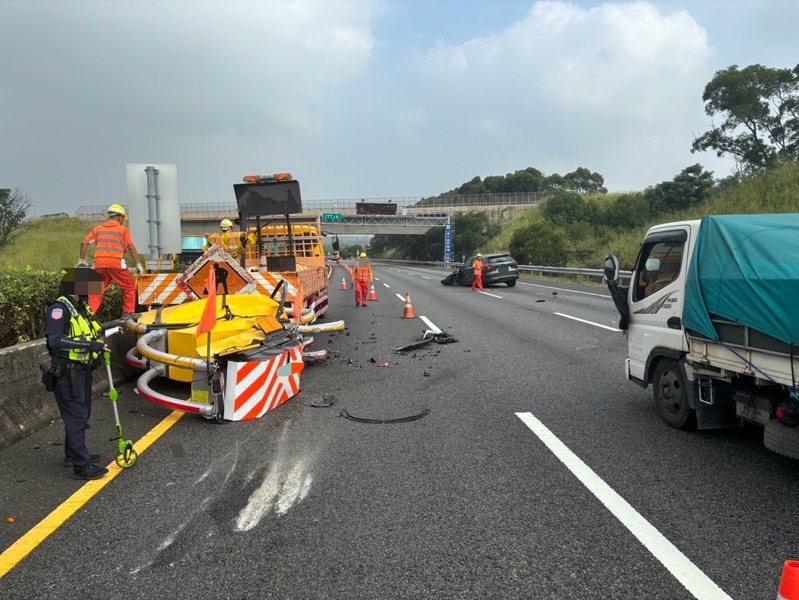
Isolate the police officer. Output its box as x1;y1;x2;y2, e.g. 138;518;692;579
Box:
44;268;108;480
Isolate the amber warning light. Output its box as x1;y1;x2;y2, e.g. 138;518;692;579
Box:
242;173;293;183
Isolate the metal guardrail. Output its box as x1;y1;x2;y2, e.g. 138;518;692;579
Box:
370;258;632;283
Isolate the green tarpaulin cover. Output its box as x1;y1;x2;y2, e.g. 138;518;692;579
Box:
683;214;799;346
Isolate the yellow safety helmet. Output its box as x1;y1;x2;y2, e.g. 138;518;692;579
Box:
360;252;367;258
107;203;127;218
476;252;482;257
220;218;233;231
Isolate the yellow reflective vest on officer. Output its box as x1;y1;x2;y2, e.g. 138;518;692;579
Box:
56;295;103;363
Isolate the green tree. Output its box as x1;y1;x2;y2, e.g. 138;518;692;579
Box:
645;164;716;213
506;167;545;192
0;188;32;250
509;222;567;266
692;63;799;172
562;167;607;194
543;173;564;192
601;193;650;229
540;191;588;226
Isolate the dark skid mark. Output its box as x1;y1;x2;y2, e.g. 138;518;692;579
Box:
170;443;186;459
339;408;430;424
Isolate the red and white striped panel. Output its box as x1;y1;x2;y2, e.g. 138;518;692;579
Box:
138;274;191;306
223;346;305;421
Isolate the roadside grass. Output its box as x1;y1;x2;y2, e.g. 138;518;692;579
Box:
0;217;92;271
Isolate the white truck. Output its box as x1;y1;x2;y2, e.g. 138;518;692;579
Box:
605;214;799;459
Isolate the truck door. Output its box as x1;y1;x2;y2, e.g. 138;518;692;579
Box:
627;227;690;382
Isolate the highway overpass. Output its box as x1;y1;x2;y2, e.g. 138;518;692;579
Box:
77;193;544;236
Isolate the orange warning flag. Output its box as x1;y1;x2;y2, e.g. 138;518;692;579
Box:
195;267;217;337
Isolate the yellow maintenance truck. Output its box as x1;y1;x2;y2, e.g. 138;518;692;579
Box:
136;173;330;318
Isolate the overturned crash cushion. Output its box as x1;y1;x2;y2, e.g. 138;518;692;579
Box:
223;342;305;421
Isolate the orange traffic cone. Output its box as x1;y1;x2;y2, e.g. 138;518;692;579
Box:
340;276;348;290
402;291;415;319
368;282;378;301
778;560;799;599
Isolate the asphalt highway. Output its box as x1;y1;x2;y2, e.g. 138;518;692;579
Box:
1;264;798;599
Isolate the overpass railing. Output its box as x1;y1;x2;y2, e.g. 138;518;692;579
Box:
76;192;548;219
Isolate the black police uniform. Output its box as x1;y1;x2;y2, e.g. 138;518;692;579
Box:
44;295;104;472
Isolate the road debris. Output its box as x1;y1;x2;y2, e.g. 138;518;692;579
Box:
340;408;429;424
395;331;457;353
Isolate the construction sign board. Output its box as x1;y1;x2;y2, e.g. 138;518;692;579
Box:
178;245;257;299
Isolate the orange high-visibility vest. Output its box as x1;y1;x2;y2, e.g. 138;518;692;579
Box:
353;263;373;283
84;220;132;268
473;259;484;275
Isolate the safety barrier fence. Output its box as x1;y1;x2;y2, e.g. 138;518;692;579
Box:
371;258;633;283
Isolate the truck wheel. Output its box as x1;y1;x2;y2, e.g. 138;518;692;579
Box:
764;419;799;460
652;359;695;429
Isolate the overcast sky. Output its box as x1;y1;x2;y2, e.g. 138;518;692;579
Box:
2;0;798;216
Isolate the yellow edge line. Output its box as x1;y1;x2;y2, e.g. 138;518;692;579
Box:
0;410;185;579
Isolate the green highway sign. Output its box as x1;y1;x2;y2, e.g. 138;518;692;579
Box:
321;213;343;223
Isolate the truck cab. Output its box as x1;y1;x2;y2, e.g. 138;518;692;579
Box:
625;221;697;386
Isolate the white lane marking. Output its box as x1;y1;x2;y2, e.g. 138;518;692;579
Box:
520;281;610;298
383;283;390;288
479;290;504;299
421;275;431;280
554;312;621;332
419;315;441;333
395;292;405;302
515;412;732;600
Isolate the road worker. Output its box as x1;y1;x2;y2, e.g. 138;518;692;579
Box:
352;251;374;307
204;218;245;258
79;204;143;319
42;268;108;481
471;253;484;291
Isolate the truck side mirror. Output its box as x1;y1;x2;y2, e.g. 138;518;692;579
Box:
603;255;620;284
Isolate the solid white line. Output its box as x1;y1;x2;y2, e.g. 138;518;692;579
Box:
514;412;732;600
419;315;441;333
554;312;620;332
520;281;610;298
479;290;504;299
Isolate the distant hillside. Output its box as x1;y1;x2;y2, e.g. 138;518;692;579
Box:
5;162;798;272
486;161;799;270
0;216;91;271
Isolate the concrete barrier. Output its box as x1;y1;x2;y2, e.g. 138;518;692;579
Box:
0;325;137;450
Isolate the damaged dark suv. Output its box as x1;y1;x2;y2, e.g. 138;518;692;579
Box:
442;253;519;287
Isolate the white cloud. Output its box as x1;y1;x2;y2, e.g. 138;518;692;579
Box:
408;0;719;190
0;0;380;210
